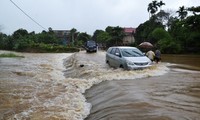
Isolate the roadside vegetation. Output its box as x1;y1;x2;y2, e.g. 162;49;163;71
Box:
134;1;200;54
0;1;199;54
0;28;80;53
0;53;24;58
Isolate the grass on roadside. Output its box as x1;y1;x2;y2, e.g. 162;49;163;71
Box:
0;53;24;58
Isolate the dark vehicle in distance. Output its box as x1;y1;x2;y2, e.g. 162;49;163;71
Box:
85;40;98;53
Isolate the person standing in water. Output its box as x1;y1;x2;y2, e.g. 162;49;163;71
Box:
154;49;161;63
146;49;155;62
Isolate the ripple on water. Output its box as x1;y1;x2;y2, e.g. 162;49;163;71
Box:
0;51;170;120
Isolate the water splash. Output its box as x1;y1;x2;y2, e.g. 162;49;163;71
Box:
0;51;169;120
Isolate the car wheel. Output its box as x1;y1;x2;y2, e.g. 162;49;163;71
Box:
119;65;124;68
106;60;110;65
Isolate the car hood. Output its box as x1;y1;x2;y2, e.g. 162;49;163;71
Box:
124;56;151;63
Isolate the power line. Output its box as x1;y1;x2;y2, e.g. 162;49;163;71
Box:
10;0;47;30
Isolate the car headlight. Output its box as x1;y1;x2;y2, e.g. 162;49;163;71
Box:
126;60;135;66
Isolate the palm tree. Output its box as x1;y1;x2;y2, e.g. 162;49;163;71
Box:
158;0;165;10
147;0;159;18
147;0;166;19
177;6;188;20
187;6;200;15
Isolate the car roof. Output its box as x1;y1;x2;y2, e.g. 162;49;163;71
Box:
109;46;138;49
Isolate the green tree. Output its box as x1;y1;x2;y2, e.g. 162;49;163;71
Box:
0;35;15;50
177;6;188;20
151;28;171;41
169;8;200;53
69;28;78;45
77;32;91;43
36;31;59;44
12;28;29;39
13;36;34;51
158;38;181;53
0;33;7;49
134;16;164;45
158;1;165;10
92;30;104;41
155;10;170;28
96;31;111;48
150;28;181;53
48;27;53;33
186;6;200;31
105;26;125;46
187;6;200;15
147;0;159;17
105;26;113;34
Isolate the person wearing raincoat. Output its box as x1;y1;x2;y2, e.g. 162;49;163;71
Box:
154;49;161;63
146;50;155;62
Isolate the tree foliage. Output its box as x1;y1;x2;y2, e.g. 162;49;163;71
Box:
76;32;91;44
134;16;164;45
0;28;79;52
136;4;200;54
12;28;29;39
92;26;125;48
150;28;181;53
147;0;165;17
1;4;200;54
177;6;188;20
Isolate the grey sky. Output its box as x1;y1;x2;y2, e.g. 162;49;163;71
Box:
0;0;199;35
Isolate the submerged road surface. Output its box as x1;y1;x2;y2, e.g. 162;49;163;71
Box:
1;50;200;120
84;71;200;120
81;52;200;120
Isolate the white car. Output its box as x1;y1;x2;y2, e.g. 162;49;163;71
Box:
106;46;152;70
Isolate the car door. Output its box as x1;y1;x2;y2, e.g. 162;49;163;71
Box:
113;48;123;67
109;48;117;67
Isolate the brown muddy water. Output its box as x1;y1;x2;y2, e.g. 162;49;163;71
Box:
162;54;200;71
0;50;200;120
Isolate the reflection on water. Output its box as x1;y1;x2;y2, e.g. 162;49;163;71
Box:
1;50;200;120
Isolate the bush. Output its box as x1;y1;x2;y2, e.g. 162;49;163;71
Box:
158;38;182;54
0;53;24;58
22;43;80;53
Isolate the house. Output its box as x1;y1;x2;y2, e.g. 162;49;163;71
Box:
53;30;70;45
123;27;136;45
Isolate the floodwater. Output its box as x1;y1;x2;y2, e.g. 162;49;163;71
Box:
162;54;200;71
84;54;200;120
0;50;200;120
0;51;91;120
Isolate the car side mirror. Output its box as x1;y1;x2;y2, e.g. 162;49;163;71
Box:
115;53;121;57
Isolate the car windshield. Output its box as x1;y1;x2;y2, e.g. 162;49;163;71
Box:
87;41;96;46
121;48;144;57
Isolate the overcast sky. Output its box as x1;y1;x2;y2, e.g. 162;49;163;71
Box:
1;0;199;35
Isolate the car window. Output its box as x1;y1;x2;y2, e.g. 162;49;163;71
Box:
115;48;121;57
121;48;144;57
110;48;116;55
107;48;112;53
87;41;96;46
115;48;120;54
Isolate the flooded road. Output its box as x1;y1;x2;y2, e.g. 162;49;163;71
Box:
0;50;200;120
162;54;200;71
0;51;91;120
84;53;200;120
84;70;200;120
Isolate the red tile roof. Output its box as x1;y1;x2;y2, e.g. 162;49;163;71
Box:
124;27;136;33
